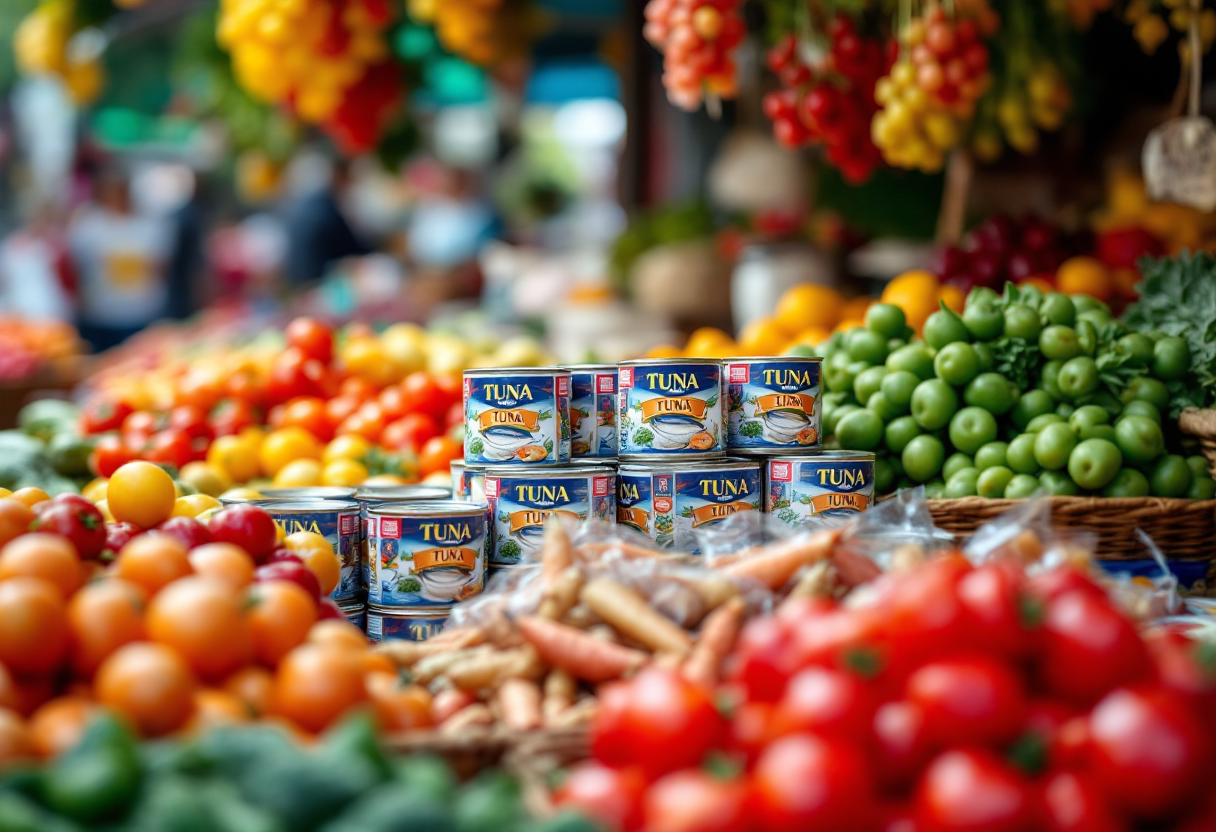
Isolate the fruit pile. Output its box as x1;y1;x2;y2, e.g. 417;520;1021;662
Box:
406;0;537;67
0;319;82;383
559;548;1216;830
643;0;745;111
0;465;443;750
819;284;1216;500
13;0;105;104
930;216;1081;293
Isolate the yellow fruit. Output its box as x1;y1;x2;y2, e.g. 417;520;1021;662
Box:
736;318;788;357
179;462;231;498
341;337;398;387
379;324;428;377
82;478;109;504
645;344;683;358
684;327;737;358
208;436;260;484
171;494;223;518
882;270;941;333
938;284;966;314
285;532;340;596
1018;277;1056;294
96;499;114;522
217;487;263;502
259;427;322;477
108;461;176;529
273;459;324;488
775;284;845;332
321;459;368;488
322;435;371;465
789;326;832;348
1056;256;1114;302
833;318;866;333
841;296;873;322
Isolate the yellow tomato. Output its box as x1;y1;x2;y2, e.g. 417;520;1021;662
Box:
171;494;223;518
840;295;874;322
341;337;398;387
323;435;371;465
937;284;966;314
834;318;866;333
238;425;266;448
259;427;322;477
789;326;832;348
775;284;845;332
81;478;109;504
1056;256;1114;302
96;499;114;522
882;269;941;333
285;531;340;596
736;317;790;356
218;487;262;502
208;436;260;484
321;459;369;488
645;344;683;358
273;458;323;488
179;462;231;497
108;461;176;529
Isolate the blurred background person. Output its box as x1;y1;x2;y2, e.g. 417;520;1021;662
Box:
282;157;368;286
0;202;74;322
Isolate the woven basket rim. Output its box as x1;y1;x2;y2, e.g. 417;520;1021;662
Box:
926;496;1216;509
1180;407;1216;439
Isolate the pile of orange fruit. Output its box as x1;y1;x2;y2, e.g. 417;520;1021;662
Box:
405;0;536;66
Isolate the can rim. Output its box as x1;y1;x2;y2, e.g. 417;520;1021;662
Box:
618;357;722;366
253;499;360;511
564;363;619;372
764;450;878;462
619;459;761;472
367;604;454;616
353;485;453;500
463;367;571;375
618;452;728;461
367;500;488;518
258;487;357;498
721;355;823;364
481;464;616;477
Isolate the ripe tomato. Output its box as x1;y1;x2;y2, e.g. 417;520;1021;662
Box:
0;577;69;675
752;734;875;832
642;770;748;832
444;401;464;430
0;499;33;548
914;748;1033;832
377;385;409;420
418;436;462;477
113;533;193;596
28;697;96;758
367;673;434;732
154;516;212;551
224;666;274;718
8;488;49;510
168;405;213;442
339;376;378;402
188;543;256;590
905;656;1026;749
145;428;195;470
207;504;277;561
381;413;440;452
185;688;250;732
248;580;318;666
90;434;136;478
592;668;724;779
107;461;177;529
317;598;344;620
1088;686;1210;821
336;402;386;443
280;397;334;441
284;532;339;597
0;706;32;765
103;522;142;558
80;397;133;435
122;410;163;439
554;763;646;832
727;616;799;703
400;372;448;420
95;642;196;737
324;395;362;429
270;643;365;732
66;578;146;677
286;317;334;364
957;562;1036;658
0;533;83;597
432;371;462;411
225;367;268;410
208;399;259;438
268;347;333;405
1037;589;1151;705
255;561;321;601
1040;770;1129;832
147;576;252;680
872;700;934;791
771;666;875;739
1149;633;1216;735
28;499;106;559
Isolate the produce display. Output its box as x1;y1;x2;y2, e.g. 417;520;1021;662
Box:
643;0;745;111
0;401;96;497
0;319;82;383
406;0;538;67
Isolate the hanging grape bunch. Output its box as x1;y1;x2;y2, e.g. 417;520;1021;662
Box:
643;0;746;111
763;15;893;183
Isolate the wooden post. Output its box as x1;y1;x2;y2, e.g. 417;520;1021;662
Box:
936;149;973;245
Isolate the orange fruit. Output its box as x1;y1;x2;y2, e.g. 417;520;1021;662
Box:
366;673;434;732
0;533;82;598
645;344;682;359
184;689;250;732
684;327;735;358
107;462;176;529
0;500;33;549
67;579;146;677
188;543;256;590
0;578;68;676
937;283;966;313
841;295;874;322
736;318;790;357
881;270;941;333
1056;256;1114;302
788;326;832;349
285;533;339;596
95;642;196;737
114;534;193;596
224;666;274;718
247;581;317;667
146;577;252;680
271;644;367;733
775;284;845;332
307;619;368;652
0;707;33;765
28;697;97;757
8;488;50;510
1018;276;1055;294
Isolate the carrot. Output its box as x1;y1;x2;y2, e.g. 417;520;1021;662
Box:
578;541;689;561
439;703;494;733
683;597;745;688
517;615;647;683
831;545;883;587
496;678;543;730
413;647;485;684
688;575;740;612
373;627;484;667
432;688;476;724
541;518;574;586
551;697;598;727
718;528;840;589
538;566;583;621
542;669;576;726
782;561;836;604
563;603;598;629
446;645;544;691
580;577;693;655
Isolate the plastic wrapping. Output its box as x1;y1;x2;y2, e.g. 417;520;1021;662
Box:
832;488;953;576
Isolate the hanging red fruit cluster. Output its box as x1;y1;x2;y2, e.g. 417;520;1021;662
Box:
643;0;746;111
322;61;405;155
761;16;894;184
905;3;997;112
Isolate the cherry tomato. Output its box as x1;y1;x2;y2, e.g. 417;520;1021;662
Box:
1040;770;1128;832
336;402;386;443
872;700;934;792
444;401;464;430
155;516;212;550
727;615;801;702
1147;632;1216;735
1037;589;1151;706
255;561;321;601
1088;686;1210;821
168;405;213;442
418;436;462;477
280;397;334;441
377;385;409;420
145;428;195;471
122;410;163;439
90;434;136;478
225;367;268;410
268;347;332;404
285;317;334;364
381;413;440;452
80;398;133;435
207;504;277;561
591;667;724;779
208;399;259;437
642;770;747;832
957;562;1036;658
339;376;378;402
906;656;1026;749
324;396;362;429
554;763;645;832
751;734;875;832
726;700;775;764
432;372;462;412
103;522;142;558
771;666;875;739
316;598;344;620
400;372;448;420
915;748;1033;832
28;499;106;559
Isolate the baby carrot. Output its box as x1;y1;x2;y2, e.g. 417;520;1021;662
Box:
684;597;745;688
580;577;693;655
517;615;647;683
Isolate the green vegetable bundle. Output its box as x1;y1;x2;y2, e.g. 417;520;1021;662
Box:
813;283;1216;501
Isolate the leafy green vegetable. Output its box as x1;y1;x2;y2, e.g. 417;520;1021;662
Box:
633;428;655;446
395;576;421;593
543;438;554;455
495;539;522;561
989;337;1039;391
468;438;484;456
739;421;764;438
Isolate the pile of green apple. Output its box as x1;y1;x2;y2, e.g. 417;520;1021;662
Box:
814;284;1216;500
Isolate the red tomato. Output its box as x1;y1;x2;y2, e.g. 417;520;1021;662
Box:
1037;589;1151;705
339;376;378;401
207;505;277;561
881;556;977;676
554;763;645;832
324;396;361;429
1088;686;1210;821
208;399;259;437
914;748;1033;832
145;429;194;470
255;561;321;601
377;385;409;420
1027;565;1105;603
432;371;462;411
770;666;875;739
726;700;775;764
400;372;448;420
727;616;799;703
905;656;1026;748
957;562;1035;658
1040;771;1129;832
103;522;142;557
90;435;136;478
751;734;875;832
872;699;934;792
122;410;163;439
642;770;747;832
80;398;133;435
336;402;387;443
285;317;334;364
592;668;724;779
168;405;213;442
280;397;334;441
266;549;303;565
225;367;268;409
268;347;332;405
418;436;462;477
444;401;463;430
381;413;440;452
1148;632;1216;734
1021;697;1077;746
317;598;344;620
29;499;106;559
155;517;212;551
787;604;884;677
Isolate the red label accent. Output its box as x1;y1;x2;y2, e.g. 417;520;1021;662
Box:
339;515;356;535
771;462;792;482
463;377;470;396
728;363;750;383
655;497;673;513
597;374;616;394
485;477;500;498
619;367;634;388
557;376;570;396
380;518;401;539
593;476;609;497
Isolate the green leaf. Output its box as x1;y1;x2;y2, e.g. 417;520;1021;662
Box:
632;427;654;446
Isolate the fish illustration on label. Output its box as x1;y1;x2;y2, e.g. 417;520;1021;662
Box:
366;503;487;607
618;461;760;554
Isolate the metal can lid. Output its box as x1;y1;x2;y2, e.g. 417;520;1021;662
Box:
367;500;488;519
565;364;619;373
258;487;358;500
253;499;360;512
463;366;570;376
721;355;823;365
354;485;453;502
481;463;616;478
809;450;878;462
619;459;760;474
618;357;722;367
367;604;454;618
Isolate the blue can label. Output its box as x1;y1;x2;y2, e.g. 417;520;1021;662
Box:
367;609;450;643
463;372;571;465
618;463;760;553
725;359;822;450
367;511;487;607
342;605;367;632
767;456;875;524
485;471;615;565
618;363;724;456
570;369;618;457
264;506;361;601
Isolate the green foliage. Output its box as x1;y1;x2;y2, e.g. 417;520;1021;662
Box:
632;427;655;447
609;201;716;285
739;420;764;438
495;538;522;561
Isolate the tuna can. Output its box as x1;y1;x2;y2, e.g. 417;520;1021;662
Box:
617;460;761;553
258;487;358;500
462;367;571;465
764;451;877;525
568;364;619;458
366;605;451;643
484;464;616;565
353;484;452;504
724;357;823;451
338;599;367;632
451;463;488;504
366;501;488;608
618;358;725;459
254;500;362;601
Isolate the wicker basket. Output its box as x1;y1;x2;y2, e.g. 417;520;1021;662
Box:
927;496;1216;560
1180;408;1216;478
383;726;589;779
